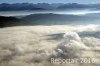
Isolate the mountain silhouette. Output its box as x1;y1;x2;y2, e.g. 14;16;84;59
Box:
0;3;100;11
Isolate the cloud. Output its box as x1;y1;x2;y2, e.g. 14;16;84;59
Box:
51;32;88;60
0;24;100;66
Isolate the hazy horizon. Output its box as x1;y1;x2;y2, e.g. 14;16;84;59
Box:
0;0;100;4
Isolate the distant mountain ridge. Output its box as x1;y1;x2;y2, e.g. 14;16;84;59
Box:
0;3;100;11
21;13;100;25
58;3;100;10
1;13;100;27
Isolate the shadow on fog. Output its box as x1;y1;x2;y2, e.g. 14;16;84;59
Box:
78;31;100;39
46;33;64;41
46;30;100;41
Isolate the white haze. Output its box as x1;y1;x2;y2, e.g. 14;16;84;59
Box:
0;10;100;16
0;24;100;66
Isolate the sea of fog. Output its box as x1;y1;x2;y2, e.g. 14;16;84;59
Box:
0;25;100;66
0;9;100;66
0;9;100;16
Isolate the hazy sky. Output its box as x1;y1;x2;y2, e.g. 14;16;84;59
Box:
0;0;100;4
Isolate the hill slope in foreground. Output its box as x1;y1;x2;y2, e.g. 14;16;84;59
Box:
0;25;100;66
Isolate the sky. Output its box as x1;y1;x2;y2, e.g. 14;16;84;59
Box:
0;0;100;4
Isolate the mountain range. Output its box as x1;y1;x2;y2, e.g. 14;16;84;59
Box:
0;3;100;11
1;13;100;27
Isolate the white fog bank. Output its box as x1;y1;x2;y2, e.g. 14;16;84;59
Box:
0;10;100;16
0;24;100;66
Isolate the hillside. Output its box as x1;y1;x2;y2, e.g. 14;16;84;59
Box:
0;16;29;28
